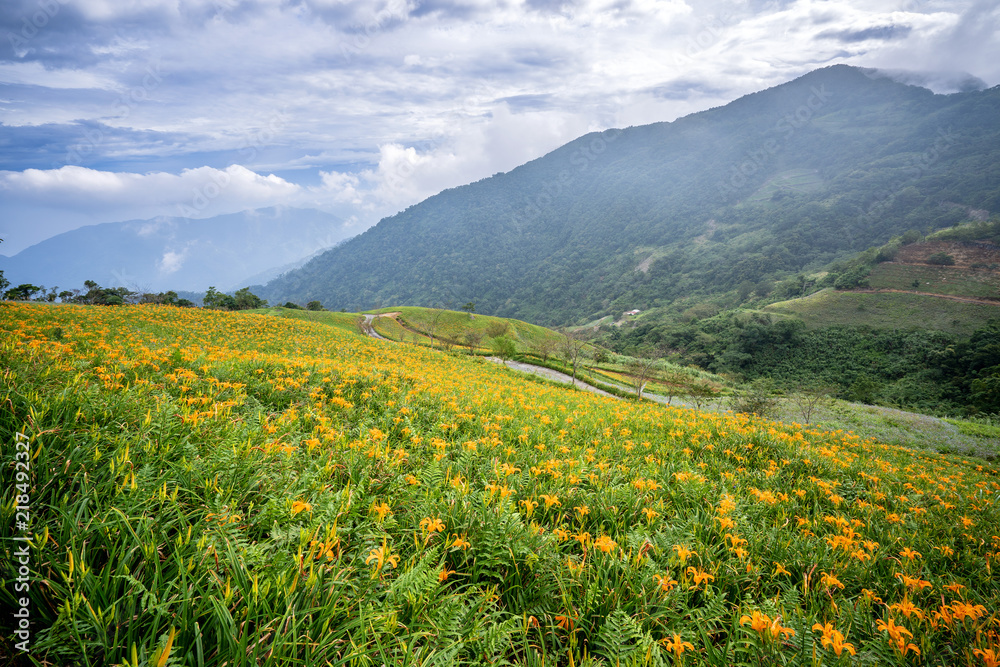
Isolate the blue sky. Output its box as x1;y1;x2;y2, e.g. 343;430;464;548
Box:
1;0;997;255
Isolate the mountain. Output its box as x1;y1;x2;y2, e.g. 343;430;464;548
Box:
0;207;353;293
258;65;1000;325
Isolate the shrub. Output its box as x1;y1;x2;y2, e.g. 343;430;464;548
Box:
926;252;955;265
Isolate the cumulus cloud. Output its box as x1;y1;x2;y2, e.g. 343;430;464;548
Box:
0;0;996;254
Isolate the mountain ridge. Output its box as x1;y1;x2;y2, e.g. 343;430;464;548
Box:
1;206;354;293
257;65;1000;324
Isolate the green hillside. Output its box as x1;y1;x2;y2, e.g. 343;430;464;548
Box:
258;65;1000;326
764;289;999;336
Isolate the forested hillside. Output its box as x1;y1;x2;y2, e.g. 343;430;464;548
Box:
259;65;1000;324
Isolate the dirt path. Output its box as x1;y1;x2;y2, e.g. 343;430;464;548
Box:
487;358;618;398
851;288;1000;306
361;314;388;339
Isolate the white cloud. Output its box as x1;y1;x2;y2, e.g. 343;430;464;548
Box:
158;248;187;275
0;0;995;254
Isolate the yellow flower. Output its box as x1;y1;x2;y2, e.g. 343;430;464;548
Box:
973;648;1000;667
540;494;561;509
449;534;471;550
812;622;856;656
420;517;445;534
773;562;791;577
365;540;400;576
370;501;392;522
661;633;693;659
519;499;538;517
740;610;770;634
820;571;845;591
653;574;677;593
575;505;590;518
899;547;922;561
876;617;919;657
291;500;312;516
673;545;696;564
888;598;924;620
594;535;617;553
686;566;714;589
642;507;660;522
438;567;455;583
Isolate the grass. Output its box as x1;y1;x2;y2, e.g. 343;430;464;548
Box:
868;263;1000;300
764;288;1000;335
251;306;365;334
2;302;999;666
746;168;824;203
368;306;566;352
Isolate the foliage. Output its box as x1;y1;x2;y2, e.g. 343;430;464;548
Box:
927;252;956;266
1;303;999;666
204;286;268;311
258;66;1000;326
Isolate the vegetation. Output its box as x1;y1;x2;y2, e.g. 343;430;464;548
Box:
2;302;998;666
259;66;1000;328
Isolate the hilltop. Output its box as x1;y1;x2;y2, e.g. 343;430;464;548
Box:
258;65;1000;326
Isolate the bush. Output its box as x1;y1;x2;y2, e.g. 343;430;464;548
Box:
728;379;776;417
926;252;955;266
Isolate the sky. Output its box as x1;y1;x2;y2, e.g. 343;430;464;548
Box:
1;0;997;255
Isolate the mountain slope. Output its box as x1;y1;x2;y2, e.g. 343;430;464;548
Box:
1;207;352;293
259;66;1000;324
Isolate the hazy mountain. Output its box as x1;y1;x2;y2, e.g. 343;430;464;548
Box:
1;207;353;293
261;65;999;324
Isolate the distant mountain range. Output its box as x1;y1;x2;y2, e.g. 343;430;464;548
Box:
1;207;353;293
257;65;1000;325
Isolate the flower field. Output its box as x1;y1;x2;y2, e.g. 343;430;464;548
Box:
1;302;998;666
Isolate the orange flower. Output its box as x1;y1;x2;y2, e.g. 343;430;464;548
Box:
812;622;856;656
594;535;617;553
291;500;312;515
661;633;693;659
555;614;575;631
449;534;471;550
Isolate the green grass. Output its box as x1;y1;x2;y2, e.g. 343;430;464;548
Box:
868;263;1000;299
367;306;566;351
251;306;366;334
764;288;1000;335
746;168;824;202
4;303;1000;666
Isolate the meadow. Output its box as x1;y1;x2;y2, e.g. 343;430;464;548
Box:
1;302;998;666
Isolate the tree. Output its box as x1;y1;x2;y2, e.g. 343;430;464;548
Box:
5;283;42;301
788;383;834;423
491;334;517;360
687;383;716;411
0;239;7;297
462;302;476;314
463;330;485;354
625;351;659;400
203;286;229;309
427;309;446;349
728;379;777;418
534;337;559;363
560;330;588;386
233;287;267;310
307;300;324;311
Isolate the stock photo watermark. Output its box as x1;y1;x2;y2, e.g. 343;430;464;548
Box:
6;0;70;55
176;108;289;219
10;430;33;653
718;84;832;198
59;60;164;167
851;126;957;235
511;128;623;227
